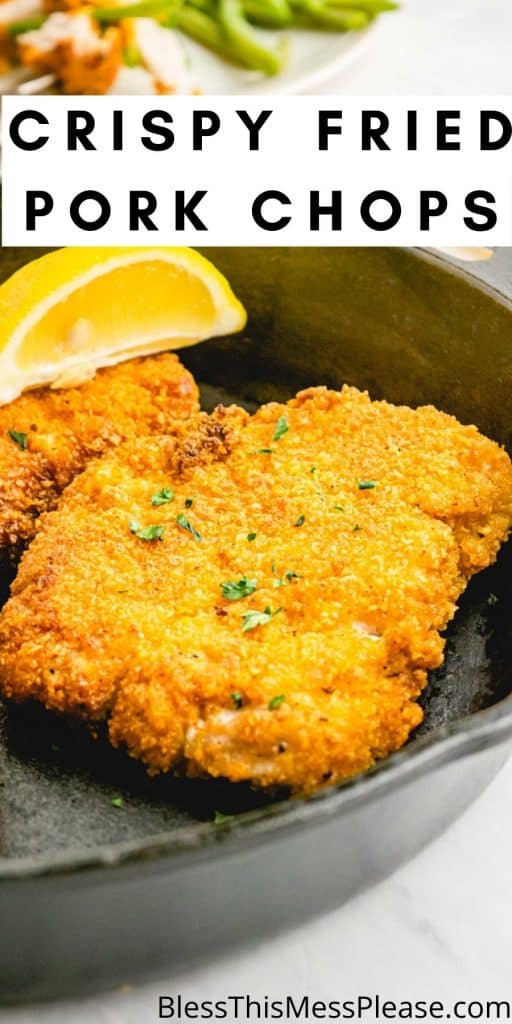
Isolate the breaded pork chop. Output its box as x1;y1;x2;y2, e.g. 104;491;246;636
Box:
1;386;511;793
0;353;198;566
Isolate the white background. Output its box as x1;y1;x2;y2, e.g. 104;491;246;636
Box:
3;96;512;246
3;0;512;1019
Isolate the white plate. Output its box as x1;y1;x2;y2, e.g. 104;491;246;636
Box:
181;20;375;94
0;18;374;97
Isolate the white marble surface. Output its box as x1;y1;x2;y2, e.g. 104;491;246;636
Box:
4;2;512;1019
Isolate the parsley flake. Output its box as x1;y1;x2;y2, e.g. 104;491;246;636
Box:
357;480;377;490
129;520;164;541
488;593;499;606
242;605;283;633
214;810;230;824
268;694;285;710
151;487;174;506
353;524;361;532
310;466;317;474
185;497;193;508
8;429;28;450
294;514;306;528
257;448;274;454
111;796;124;808
273;570;301;588
334;504;345;512
221;576;258;601
176;513;202;541
273;415;289;442
231;692;243;709
247;532;257;542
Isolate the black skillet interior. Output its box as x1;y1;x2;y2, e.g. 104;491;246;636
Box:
1;246;512;863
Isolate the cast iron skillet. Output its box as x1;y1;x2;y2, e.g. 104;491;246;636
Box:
1;247;512;1004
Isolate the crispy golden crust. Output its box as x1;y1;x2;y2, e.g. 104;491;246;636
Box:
1;386;511;793
0;353;198;564
19;24;122;94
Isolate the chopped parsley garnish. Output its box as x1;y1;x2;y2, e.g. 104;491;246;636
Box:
214;810;230;824
247;532;257;542
231;692;243;709
257;448;274;454
185;497;193;508
488;593;499;606
8;429;28;450
310;466;317;474
294;514;306;528
129;520;164;541
221;576;258;601
151;487;174;506
357;480;376;490
268;694;286;710
273;571;301;588
242;605;283;633
176;513;202;541
334;504;345;512
353;524;361;532
111;796;124;808
273;415;289;442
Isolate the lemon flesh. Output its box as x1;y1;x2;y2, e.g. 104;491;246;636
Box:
0;247;246;405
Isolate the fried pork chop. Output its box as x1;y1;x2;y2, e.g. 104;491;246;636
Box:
1;386;511;793
0;353;198;567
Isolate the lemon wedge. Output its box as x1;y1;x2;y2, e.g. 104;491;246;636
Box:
0;247;247;405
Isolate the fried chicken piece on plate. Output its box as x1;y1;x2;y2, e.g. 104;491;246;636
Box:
0;353;198;567
1;386;511;793
18;11;122;93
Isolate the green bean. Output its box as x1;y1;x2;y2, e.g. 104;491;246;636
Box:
218;0;285;73
94;0;180;22
324;0;397;11
243;0;292;28
175;5;241;62
291;0;368;28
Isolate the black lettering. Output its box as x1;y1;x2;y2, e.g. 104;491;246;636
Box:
252;190;291;231
141;111;174;151
407;110;417;150
67;111;95;151
429;1004;445;1020
357;998;373;1015
129;191;157;230
236;109;272;150
312;1002;328;1019
318;111;342;150
360;190;401;230
70;190;111;231
193;111;220;150
464;190;497;231
437;110;461;150
310;190;342;230
9;110;48;150
159;997;174;1018
26;191;53;230
362;111;390;151
481;111;512;150
175;190;207;230
113;109;123;151
420;190;448;230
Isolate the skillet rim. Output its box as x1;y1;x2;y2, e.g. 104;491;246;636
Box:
1;246;512;884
